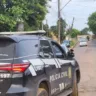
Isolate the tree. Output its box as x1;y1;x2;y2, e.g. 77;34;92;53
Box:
70;28;80;38
88;12;96;34
0;0;48;31
43;24;50;36
81;27;89;35
50;26;57;35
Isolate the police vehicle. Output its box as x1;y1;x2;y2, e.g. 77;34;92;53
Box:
0;30;80;96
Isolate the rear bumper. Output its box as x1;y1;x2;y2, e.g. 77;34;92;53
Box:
6;90;37;96
6;91;36;96
79;42;87;46
5;84;37;96
79;44;87;46
6;93;25;96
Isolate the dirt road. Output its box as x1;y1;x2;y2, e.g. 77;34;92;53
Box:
74;40;96;96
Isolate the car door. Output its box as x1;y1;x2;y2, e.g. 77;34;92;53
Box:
51;41;73;92
39;40;61;95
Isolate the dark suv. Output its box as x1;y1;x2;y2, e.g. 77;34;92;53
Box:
0;33;80;96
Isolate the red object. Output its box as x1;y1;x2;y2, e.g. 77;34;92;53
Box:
0;63;29;73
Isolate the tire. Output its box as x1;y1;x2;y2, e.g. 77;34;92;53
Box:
70;73;78;96
37;88;48;96
72;73;78;96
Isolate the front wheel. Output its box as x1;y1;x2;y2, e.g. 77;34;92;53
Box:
70;73;78;96
37;88;48;96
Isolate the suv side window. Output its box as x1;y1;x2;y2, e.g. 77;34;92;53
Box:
40;40;54;58
51;41;65;58
16;40;39;58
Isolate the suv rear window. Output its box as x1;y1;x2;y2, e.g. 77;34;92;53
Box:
0;39;15;63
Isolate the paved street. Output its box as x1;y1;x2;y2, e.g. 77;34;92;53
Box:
75;39;96;96
58;39;96;96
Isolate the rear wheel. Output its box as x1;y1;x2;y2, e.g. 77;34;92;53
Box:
37;88;48;96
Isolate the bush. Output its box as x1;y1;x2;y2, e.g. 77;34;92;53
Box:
70;39;77;47
70;29;80;38
70;41;75;47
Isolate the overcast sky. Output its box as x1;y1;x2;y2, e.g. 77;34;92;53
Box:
44;0;96;30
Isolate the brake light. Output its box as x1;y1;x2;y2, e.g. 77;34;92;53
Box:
0;63;29;73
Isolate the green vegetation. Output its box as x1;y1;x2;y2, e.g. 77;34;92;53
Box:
0;0;49;31
88;11;96;35
70;28;80;38
81;27;89;35
70;40;75;47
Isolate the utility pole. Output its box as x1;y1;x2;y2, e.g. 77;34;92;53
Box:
58;0;61;43
68;17;75;41
46;19;49;36
57;0;72;43
70;17;75;32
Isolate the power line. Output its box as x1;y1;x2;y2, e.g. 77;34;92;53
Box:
60;0;72;11
73;4;96;8
61;10;87;19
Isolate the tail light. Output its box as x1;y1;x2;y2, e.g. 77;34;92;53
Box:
0;63;30;73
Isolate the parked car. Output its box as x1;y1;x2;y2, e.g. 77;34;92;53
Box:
79;38;88;47
62;40;70;48
0;31;80;96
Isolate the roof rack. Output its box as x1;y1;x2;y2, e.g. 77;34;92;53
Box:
0;30;46;35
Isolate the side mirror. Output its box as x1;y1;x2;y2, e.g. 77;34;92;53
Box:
67;45;70;48
67;49;74;58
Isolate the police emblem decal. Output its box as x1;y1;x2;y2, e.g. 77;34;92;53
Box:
68;67;72;78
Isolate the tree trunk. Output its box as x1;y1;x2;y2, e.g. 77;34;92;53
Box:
17;22;24;31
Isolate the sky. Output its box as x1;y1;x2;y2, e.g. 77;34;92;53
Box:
43;0;96;30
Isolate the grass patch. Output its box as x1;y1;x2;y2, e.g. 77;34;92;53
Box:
70;39;77;47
